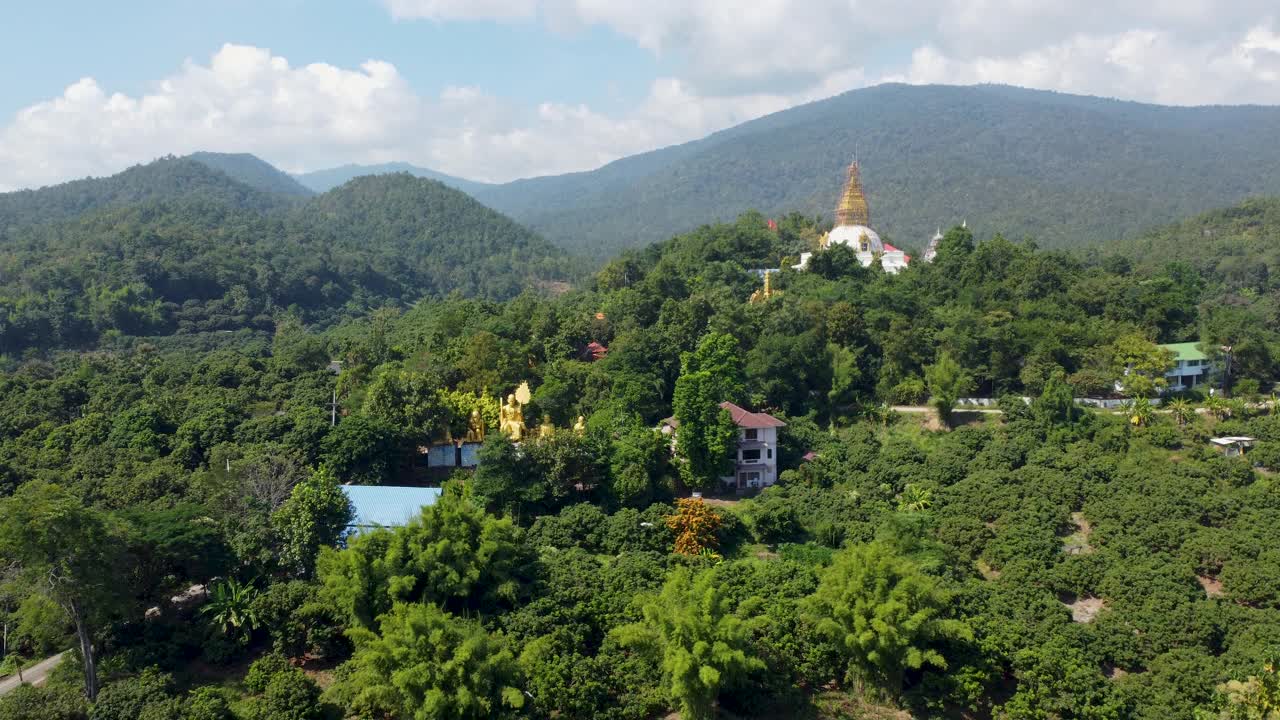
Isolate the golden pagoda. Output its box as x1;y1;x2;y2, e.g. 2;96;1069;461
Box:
834;160;870;227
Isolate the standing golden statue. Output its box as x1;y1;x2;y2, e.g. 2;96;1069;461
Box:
499;393;525;441
573;415;586;435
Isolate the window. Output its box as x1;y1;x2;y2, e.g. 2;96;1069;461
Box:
744;429;758;440
747;472;761;488
742;449;761;463
767;449;773;459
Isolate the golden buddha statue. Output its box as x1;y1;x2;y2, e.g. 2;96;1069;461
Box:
499;393;525;441
464;409;486;443
573;415;586;435
539;413;556;440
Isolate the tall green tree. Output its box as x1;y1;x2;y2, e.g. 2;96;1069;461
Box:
1032;368;1076;426
924;351;974;428
318;483;526;629
272;466;352;578
0;481;128;700
808;542;972;697
338;602;524;720
672;333;745;489
613;567;763;720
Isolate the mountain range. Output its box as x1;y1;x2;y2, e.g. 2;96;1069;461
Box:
285;84;1280;260
0;156;573;353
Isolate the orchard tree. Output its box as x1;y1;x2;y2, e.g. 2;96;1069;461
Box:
272;466;352;578
808;542;972;697
339;602;524;720
614;567;763;720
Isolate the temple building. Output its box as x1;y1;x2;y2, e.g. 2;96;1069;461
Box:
794;160;911;274
923;228;943;263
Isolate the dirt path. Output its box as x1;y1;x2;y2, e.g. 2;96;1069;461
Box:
0;651;67;696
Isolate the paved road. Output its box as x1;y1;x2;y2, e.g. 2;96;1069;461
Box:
0;651;67;696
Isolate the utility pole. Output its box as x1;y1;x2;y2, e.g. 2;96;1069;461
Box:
331;389;338;427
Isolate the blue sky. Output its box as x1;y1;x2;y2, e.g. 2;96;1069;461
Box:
1;0;1278;190
1;1;663;119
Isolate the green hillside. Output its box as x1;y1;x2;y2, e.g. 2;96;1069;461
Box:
0;155;289;228
294;161;493;196
189;151;315;197
0;167;575;353
1108;196;1280;293
465;83;1280;260
5;205;1280;720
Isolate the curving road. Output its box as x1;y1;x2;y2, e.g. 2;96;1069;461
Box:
0;651;66;696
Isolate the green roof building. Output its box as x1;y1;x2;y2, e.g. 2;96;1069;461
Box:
1160;342;1213;391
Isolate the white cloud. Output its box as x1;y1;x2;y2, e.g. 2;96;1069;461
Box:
887;25;1280;105
383;0;537;22
0;43;853;189
3;3;1279;191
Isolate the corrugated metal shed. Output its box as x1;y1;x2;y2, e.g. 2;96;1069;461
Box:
341;485;442;530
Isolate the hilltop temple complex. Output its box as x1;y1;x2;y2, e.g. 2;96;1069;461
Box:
793;160;917;274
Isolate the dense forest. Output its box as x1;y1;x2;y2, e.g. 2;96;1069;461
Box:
0;159;577;354
453;83;1280;259
2;193;1280;719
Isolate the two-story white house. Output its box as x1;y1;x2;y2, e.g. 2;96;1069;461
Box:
1160;342;1214;392
659;401;787;492
718;402;786;490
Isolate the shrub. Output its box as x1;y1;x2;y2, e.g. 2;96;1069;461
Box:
778;542;835;567
0;684;89;720
183;688;234;720
1143;424;1183;449
89;668;174;720
751;500;801;544
245;652;293;694
1250;441;1280;471
251;667;323;720
889;378;928;405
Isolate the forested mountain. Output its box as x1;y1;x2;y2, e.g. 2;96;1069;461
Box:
449;84;1280;259
0;156;291;227
294;161;493;196
4;207;1280;720
0;166;575;353
1107;196;1280;294
188;152;315;197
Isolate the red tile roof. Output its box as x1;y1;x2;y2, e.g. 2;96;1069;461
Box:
718;402;786;429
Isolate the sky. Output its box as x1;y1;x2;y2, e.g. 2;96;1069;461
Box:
1;0;1279;191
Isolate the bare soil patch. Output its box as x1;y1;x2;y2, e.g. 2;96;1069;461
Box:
1198;575;1226;598
1061;594;1107;623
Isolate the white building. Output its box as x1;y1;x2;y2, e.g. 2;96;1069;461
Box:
1161;342;1213;392
793;160;911;274
660;401;787;492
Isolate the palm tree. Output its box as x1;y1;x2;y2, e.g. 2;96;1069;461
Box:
899;484;934;513
1125;397;1154;427
866;403;897;429
201;578;259;641
1167;398;1195;427
1206;394;1231;420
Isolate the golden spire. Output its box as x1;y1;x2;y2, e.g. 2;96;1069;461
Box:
835;159;870;227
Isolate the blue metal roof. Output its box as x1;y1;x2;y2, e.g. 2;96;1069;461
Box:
341;485;442;529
